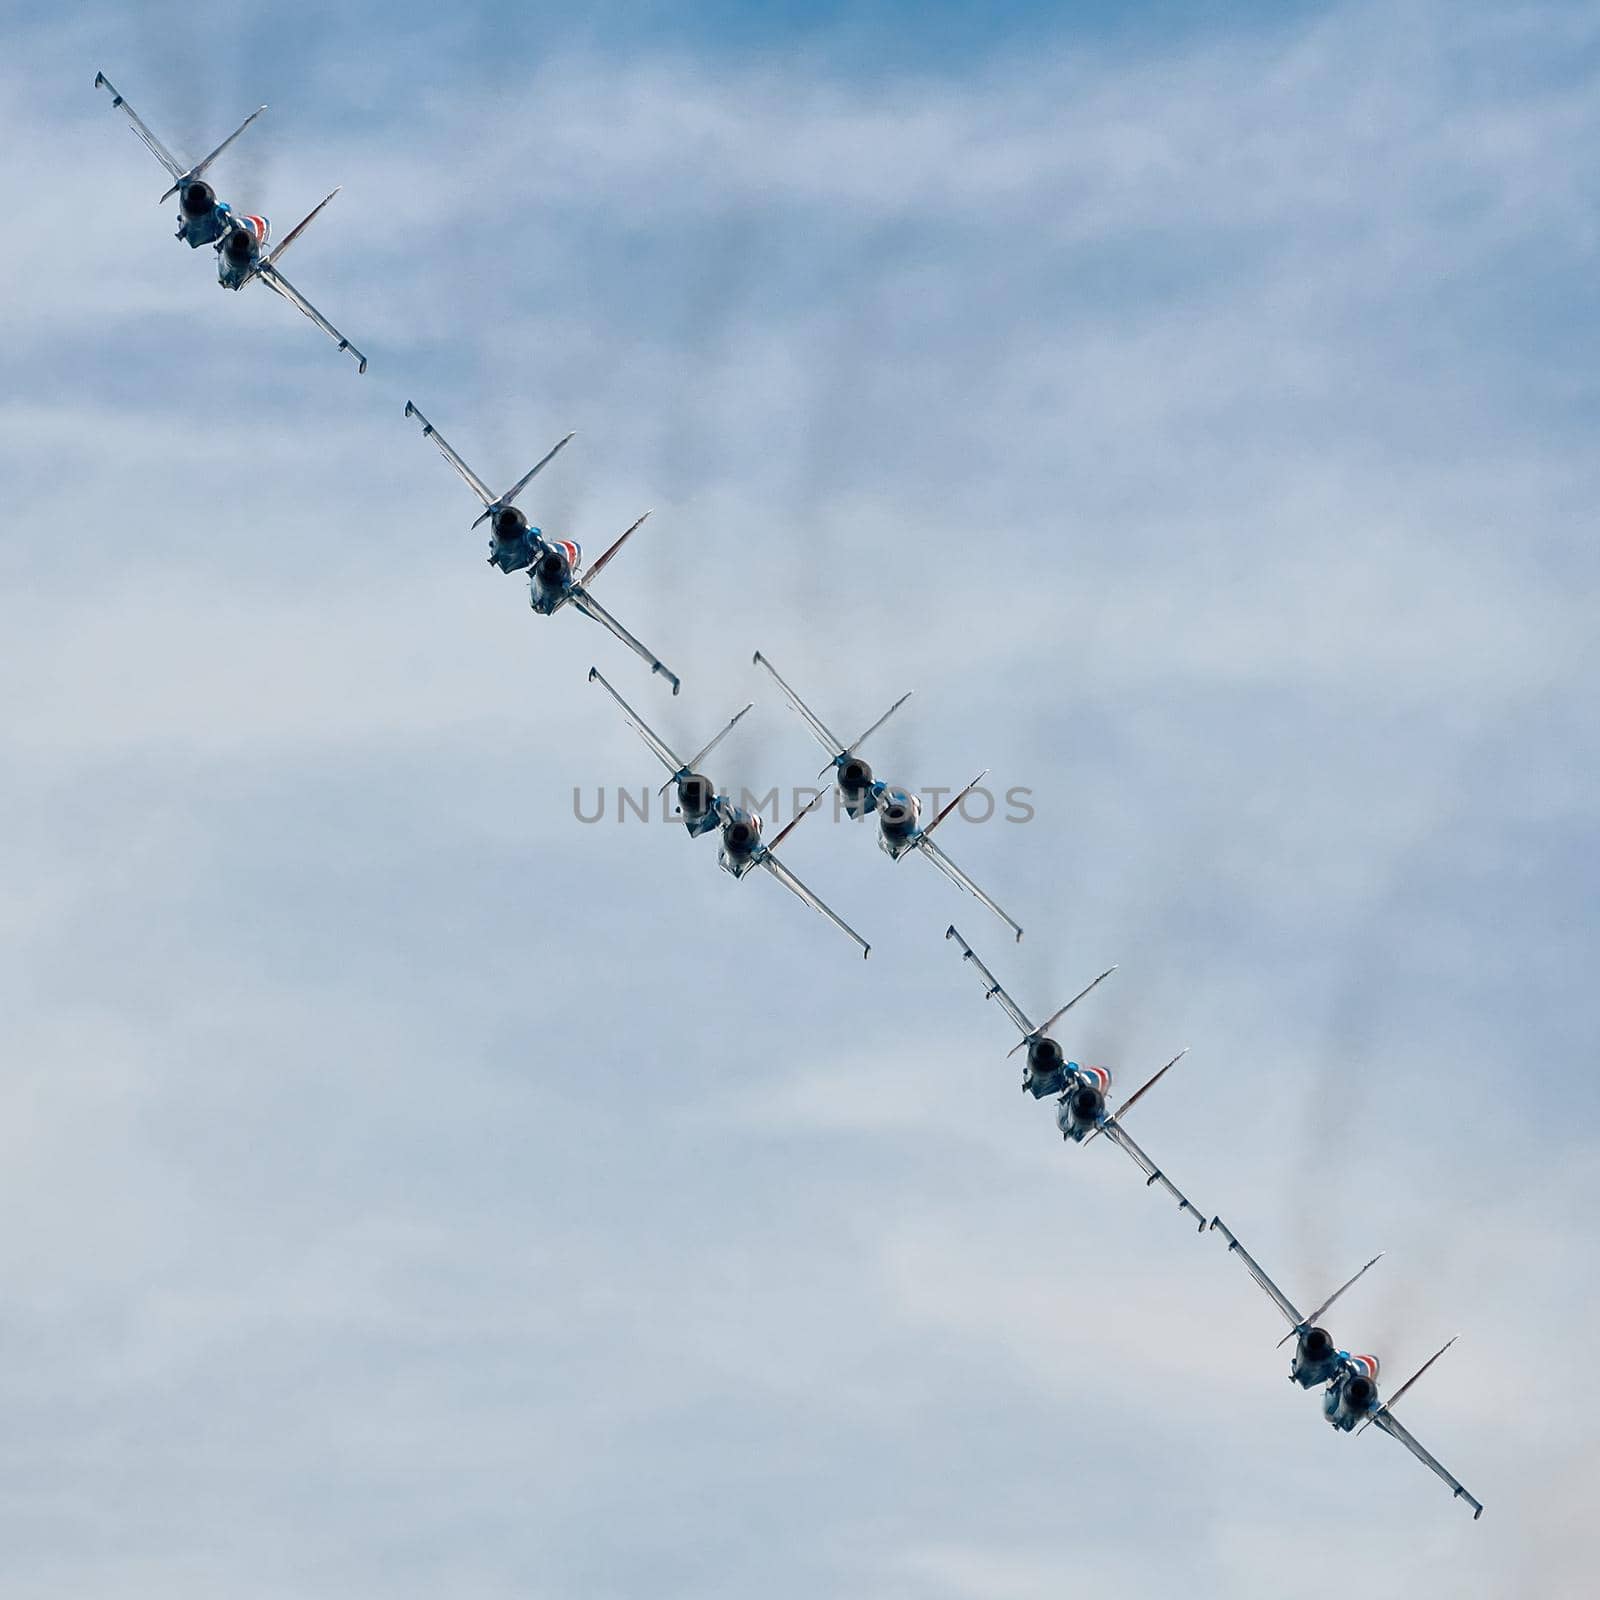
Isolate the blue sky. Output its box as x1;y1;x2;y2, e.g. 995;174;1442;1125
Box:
2;1;1598;1595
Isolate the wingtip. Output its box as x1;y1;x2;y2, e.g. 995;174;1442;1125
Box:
403;400;415;416
587;667;600;683
862;945;871;960
944;924;957;939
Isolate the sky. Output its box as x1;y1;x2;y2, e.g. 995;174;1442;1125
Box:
2;0;1599;1594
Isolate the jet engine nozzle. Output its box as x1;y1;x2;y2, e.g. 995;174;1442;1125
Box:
536;548;568;584
879;798;915;836
1300;1326;1335;1364
180;179;216;218
1343;1374;1376;1413
1028;1036;1064;1075
223;226;254;263
678;773;715;819
839;756;873;795
493;506;528;543
725;819;757;854
1069;1084;1103;1123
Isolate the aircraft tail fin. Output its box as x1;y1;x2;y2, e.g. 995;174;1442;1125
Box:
1087;1048;1188;1131
764;786;827;854
1278;1253;1386;1349
844;691;913;761
659;703;755;796
1005;965;1118;1056
1357;1336;1458;1433
921;771;987;840
260;187;340;270
582;511;652;585
474;433;577;525
159;102;268;201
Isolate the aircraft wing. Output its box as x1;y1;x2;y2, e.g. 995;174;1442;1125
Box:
1371;1410;1483;1519
569;586;681;695
255;263;368;372
95;73;185;180
916;834;1023;941
403;402;495;505
944;925;1036;1037
1208;1217;1306;1329
1098;1120;1206;1229
760;852;870;958
587;667;687;775
751;651;846;758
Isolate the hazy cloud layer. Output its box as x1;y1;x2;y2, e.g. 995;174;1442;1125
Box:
2;1;1597;1595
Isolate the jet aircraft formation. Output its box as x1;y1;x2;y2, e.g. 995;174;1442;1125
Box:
94;72;1484;1522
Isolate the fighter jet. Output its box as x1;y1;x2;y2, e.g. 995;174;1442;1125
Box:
752;652;1022;941
406;405;679;693
946;926;1204;1228
589;668;870;957
94;73;367;372
1209;1218;1482;1518
94;71;264;249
